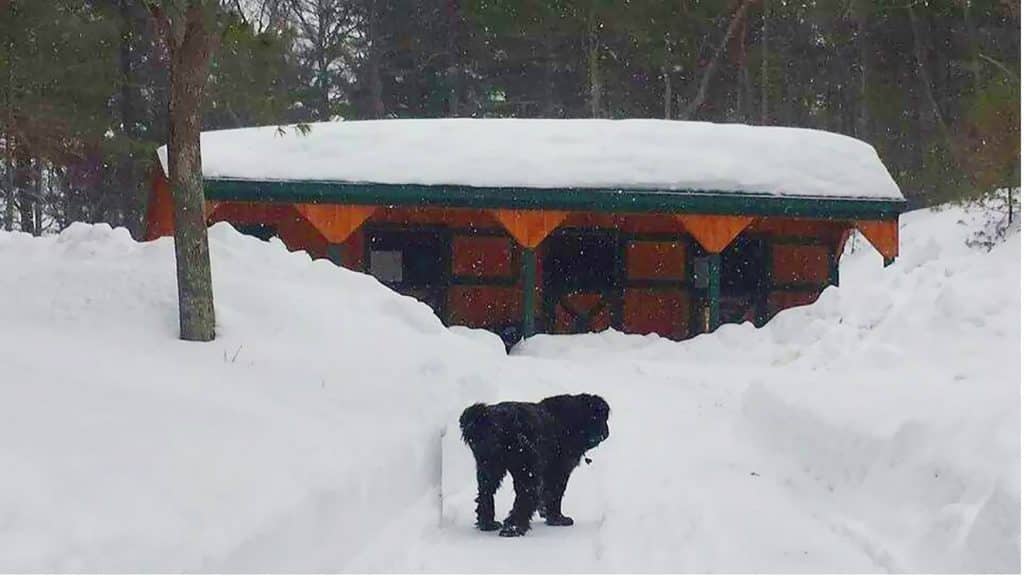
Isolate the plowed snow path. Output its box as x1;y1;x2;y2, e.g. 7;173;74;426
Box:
346;354;1012;573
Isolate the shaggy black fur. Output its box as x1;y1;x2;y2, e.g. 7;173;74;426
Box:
458;393;610;537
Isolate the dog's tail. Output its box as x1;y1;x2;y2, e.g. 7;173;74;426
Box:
459;403;489;447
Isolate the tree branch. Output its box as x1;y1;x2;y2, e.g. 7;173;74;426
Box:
680;0;759;120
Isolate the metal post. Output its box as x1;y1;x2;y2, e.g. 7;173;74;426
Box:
522;247;536;338
327;243;344;266
708;252;721;332
883;256;895;267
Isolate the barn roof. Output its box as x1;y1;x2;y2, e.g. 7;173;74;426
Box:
157;119;905;219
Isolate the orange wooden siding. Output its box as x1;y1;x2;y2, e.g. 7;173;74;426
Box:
295;204;376;244
446;285;522;327
749;217;847;239
626;240;686;281
144;169;175;240
371;206;502;229
492;209;567;248
451;235;514;277
855;219;899;260
676;214;754;253
623;289;689;338
277;211;329;259
771;244;831;285
767;290;821;315
561;213;685;235
552;292;613;334
207;202;295;225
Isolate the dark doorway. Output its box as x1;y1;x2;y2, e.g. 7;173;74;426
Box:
719;235;768;325
235;223;277;241
543;230;621;333
366;228;449;316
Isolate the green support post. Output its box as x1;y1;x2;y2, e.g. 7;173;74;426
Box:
327;243;345;266
708;252;721;332
522;247;536;339
883;256;895;267
829;251;840;287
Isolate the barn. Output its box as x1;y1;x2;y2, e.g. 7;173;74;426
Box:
145;119;905;345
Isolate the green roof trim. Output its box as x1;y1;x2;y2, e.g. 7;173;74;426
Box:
205;178;906;220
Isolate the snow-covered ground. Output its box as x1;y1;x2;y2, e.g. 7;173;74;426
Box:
0;203;1018;572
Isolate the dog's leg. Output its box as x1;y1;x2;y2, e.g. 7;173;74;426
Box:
541;461;575;526
500;454;540;537
474;460;504;532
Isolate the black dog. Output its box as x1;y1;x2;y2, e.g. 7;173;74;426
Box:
458;393;610;537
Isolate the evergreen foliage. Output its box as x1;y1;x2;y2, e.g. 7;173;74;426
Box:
1;0;1019;235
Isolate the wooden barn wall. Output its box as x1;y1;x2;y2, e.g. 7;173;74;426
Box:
621;239;689;339
755;217;847;320
446;233;521;330
195;201;860;339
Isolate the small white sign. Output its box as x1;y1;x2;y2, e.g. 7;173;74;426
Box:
370;250;403;282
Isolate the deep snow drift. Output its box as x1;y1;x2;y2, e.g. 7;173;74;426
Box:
0;203;1018;572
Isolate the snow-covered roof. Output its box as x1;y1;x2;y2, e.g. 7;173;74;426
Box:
157;119;904;202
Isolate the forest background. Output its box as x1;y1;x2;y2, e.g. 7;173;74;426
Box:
0;0;1018;238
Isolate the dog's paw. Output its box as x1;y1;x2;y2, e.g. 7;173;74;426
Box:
476;520;502;532
499;522;529;537
544;514;574;526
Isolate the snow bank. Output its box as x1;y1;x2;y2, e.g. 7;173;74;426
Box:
0;201;1016;572
0;222;503;571
156;119;903;200
512;202;1020;572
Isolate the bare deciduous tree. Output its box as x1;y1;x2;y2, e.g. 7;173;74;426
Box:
150;0;220;342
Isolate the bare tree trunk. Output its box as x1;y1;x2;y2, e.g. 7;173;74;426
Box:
118;0;144;238
33;159;43;235
662;64;672;119
681;0;757;120
158;1;217;342
738;21;753;122
4;14;14;232
15;152;34;235
445;0;459;117
662;36;672;119
542;31;556;117
365;0;384;118
962;0;983;94
907;4;958;163
587;8;601;118
760;0;768;124
3;143;13;231
854;0;870;140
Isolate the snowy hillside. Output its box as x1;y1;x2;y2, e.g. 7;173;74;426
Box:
0;203;1018;572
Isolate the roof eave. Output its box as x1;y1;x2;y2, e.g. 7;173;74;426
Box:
204;178;906;221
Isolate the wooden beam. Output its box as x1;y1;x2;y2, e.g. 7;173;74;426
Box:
855;219;899;261
204;201;220;221
203;201;295;225
143;167;222;240
294;203;377;244
327;244;345;266
830;227;852;287
522;247;537;338
708;252;721;331
492;209;568;248
833;227;853;258
676;214;754;253
144;168;175;240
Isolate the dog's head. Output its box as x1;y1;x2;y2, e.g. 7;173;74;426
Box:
542;393;610;451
